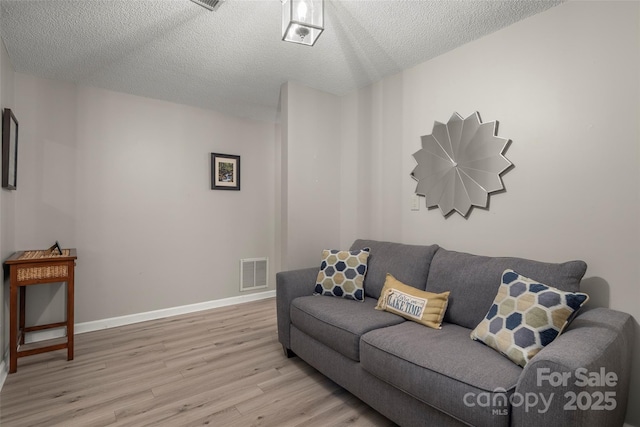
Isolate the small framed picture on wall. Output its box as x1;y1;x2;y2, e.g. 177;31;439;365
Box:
2;108;19;190
211;153;240;191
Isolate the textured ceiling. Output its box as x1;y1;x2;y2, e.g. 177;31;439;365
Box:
0;0;561;122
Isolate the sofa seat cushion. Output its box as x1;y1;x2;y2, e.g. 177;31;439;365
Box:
360;322;522;427
290;295;405;361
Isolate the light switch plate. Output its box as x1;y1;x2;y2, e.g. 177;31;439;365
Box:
411;194;421;211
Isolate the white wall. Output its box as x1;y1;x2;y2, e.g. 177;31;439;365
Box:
279;81;343;269
339;2;640;425
12;75;277;324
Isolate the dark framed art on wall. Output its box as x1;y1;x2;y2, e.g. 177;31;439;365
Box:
211;153;240;191
2;108;18;190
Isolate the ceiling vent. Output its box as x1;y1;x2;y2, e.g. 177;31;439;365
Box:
190;0;224;11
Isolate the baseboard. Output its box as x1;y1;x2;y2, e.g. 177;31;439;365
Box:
21;290;277;343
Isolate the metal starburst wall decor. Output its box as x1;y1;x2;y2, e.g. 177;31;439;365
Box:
411;112;513;218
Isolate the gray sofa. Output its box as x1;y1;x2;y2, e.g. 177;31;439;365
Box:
276;239;634;427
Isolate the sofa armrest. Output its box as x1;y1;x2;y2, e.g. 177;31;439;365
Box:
512;307;634;427
276;267;318;350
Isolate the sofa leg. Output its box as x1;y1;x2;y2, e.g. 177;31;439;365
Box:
283;346;296;358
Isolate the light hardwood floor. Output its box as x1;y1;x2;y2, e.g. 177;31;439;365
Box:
0;298;396;427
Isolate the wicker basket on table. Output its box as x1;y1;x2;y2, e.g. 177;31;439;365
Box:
15;249;72;282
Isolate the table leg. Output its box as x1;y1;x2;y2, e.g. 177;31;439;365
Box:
9;283;18;374
19;286;26;345
67;264;75;361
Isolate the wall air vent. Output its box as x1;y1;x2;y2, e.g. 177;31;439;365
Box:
189;0;224;11
240;258;268;291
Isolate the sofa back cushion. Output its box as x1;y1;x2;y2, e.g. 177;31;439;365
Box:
425;248;587;329
350;239;439;299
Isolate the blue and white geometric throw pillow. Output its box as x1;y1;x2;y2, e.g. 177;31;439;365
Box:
470;269;589;367
314;248;370;301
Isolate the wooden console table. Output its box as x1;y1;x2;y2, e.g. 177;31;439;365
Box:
5;248;77;373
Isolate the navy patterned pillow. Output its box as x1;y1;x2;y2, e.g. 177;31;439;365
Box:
470;269;589;367
314;248;370;301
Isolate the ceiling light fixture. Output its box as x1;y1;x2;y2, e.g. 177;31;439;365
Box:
282;0;324;46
